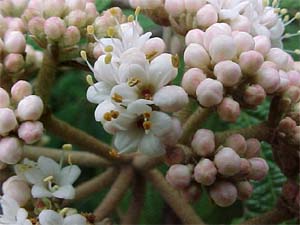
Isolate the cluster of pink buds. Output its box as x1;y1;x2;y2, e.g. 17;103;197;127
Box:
166;131;268;207
182;23;300;122
0;80;44;167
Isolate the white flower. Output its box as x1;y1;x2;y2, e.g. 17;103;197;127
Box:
21;156;81;199
39;210;86;225
0;195;32;225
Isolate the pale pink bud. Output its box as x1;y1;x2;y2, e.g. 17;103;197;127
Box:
277;70;290;92
203;23;232;50
209;181;237;207
287;70;300;87
217;97;240;122
4;31;26;53
184;43;210;69
161;117;183;146
191;129;215;157
196;78;223;107
66;10;87;28
248;158;269;181
230;15;251;33
279;117;296;133
294;62;300;72
0;108;18;136
260;61;278;70
196;4;218;28
182;68;206;96
85;3;99;24
243;84;266;106
245;139;261;159
43;0;66;18
194;158;217;185
166;164;192;189
261;8;278;28
214;60;242;87
239;158;251;175
236;181;253;200
66;0;86;10
143;37;166;59
292;126;300;144
232;31;254;55
93;43;104;58
28;17;45;37
153;86;188;112
214;147;241;176
239;50;264;74
0;88;10;108
63;26;81;46
0;137;23;164
6;17;25;33
165;146;185;166
209;35;237;63
266;48;290;71
283;86;300;103
185;29;204;46
255;66;280;94
3;176;31;206
164;0;185;17
184;0;205;12
254;35;271;56
44;17;66;41
10;80;33;102
182;185;201;203
4;53;25;73
225;134;247;156
18;121;43;144
17;95;44;121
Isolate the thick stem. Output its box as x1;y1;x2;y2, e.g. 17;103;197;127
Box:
94;166;134;221
132;154;164;171
174;99;197;124
23;146;111;168
144;169;205;225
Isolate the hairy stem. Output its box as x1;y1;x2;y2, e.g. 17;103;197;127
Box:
145;169;205;225
94;166;134;221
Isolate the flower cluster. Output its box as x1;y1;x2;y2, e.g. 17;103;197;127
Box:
182;23;300;122
0;80;44;167
166;132;269;207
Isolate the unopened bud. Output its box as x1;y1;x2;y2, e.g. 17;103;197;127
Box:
10;80;33;102
209;35;237;63
63;26;81;46
224;134;247;156
66;10;87;28
255;66;280;94
196;78;224;107
209;181;237;207
0;108;18;136
4;53;25;73
182;68;206;96
185;29;204;46
217;97;240;122
236;181;253;200
232;31;254;55
4;31;26;53
18;121;44;144
191;129;215;157
17;95;44;121
166;164;192;189
44;17;66;41
214;60;242;87
164;0;185;17
194;158;217;185
184;43;210;69
248;158;269;181
196;4;218;28
0;88;10;108
214;147;241;176
245;139;261;158
243;84;266;106
239;50;264;74
0;137;23;164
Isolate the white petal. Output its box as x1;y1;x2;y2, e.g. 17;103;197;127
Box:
59;165;81;186
138;132;165;156
94;100;117;122
93;55;119;85
127;99;153;115
110;84;139;106
0;195;19;220
17;208;28;222
24;168;44;185
114;129;142;153
63;214;87;225
270;20;284;40
39;210;63;225
31;185;53;198
119;63;148;84
150;111;173;136
86;82;112;104
53;185;75;199
38;156;60;177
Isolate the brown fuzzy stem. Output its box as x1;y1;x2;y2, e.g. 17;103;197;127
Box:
144;169;205;225
132;154;164;171
94;166;134;221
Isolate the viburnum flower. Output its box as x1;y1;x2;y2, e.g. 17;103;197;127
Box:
20;156;81;199
38;210;86;225
0;195;32;225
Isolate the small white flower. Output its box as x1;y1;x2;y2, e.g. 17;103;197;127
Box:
0;195;32;225
38;210;86;225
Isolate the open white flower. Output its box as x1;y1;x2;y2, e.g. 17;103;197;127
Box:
39;210;86;225
22;156;81;199
0;195;32;225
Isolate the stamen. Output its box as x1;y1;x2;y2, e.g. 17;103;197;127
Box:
135;6;141;18
128;15;134;22
112;93;123;103
143;112;151;120
127;77;141;87
143;121;152;131
103;112;112;121
110;110;119;119
86;75;94;86
283;15;290;22
107;26;117;37
62;144;72;151
80;50;87;61
109;149;120;158
172;54;180;68
52;185;60;191
263;0;269;7
109;8;119;16
104;45;114;52
273;8;280;14
59;208;69;215
282;30;300;39
87;25;94;35
105;53;112;64
43;176;54;182
68;154;73;165
280;8;288;15
146;51;158;61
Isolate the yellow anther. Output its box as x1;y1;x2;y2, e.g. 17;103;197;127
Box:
283;15;290;22
80;50;87;61
109;149;120;158
87;25;94;35
105;53;112;64
143;112;151;119
59;208;69;215
104;45;114;52
172;54;180;68
68;154;73;165
109;7;119;16
135;6;141;17
128;15;134;22
263;0;269;7
294;49;300;55
103;112;112;121
280;8;288;15
112;93;123;103
43;176;54;182
52;185;59;191
295;12;300;19
110;110;119;119
143;121;152;130
62;144;72;151
274;8;280;14
272;0;278;7
127;77;141;87
146;51;158;61
86;74;94;86
107;26;117;37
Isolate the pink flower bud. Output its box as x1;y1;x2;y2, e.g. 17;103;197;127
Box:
248;158;269;181
0;108;18;136
44;17;66;41
279;117;297;133
230;15;251;33
225;134;247;156
184;0;206;12
232;31;254;55
17;95;44;121
4;53;25;73
209;35;237;63
283;86;300;103
196;78;224;107
239;50;264;74
185;29;204;46
238;158;251;175
214;60;242;87
294;62;300;72
63;26;81;46
66;10;87;28
182;184;201;203
0;137;23;164
266;48;290;71
28;17;45;37
287;70;300;87
194;158;217;185
6;17;25;33
3;176;31;206
217;97;240;122
66;0;86;10
18;121;43;144
292;126;300;143
191;129;215;157
277;70;290;92
164;0;185;16
0;88;10;108
166;164;192;189
196;4;218;28
143;37;166;59
255;66;280;94
245;139;261;158
4;31;26;53
43;0;66;18
203;23;232;50
209;181;237;207
165;146;185;166
10;80;33;102
214;147;241;176
85;3;99;24
161;117;183;146
236;181;253;200
184;43;210;69
254;35;271;56
182;68;206;96
92;43;104;58
243;84;266;106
